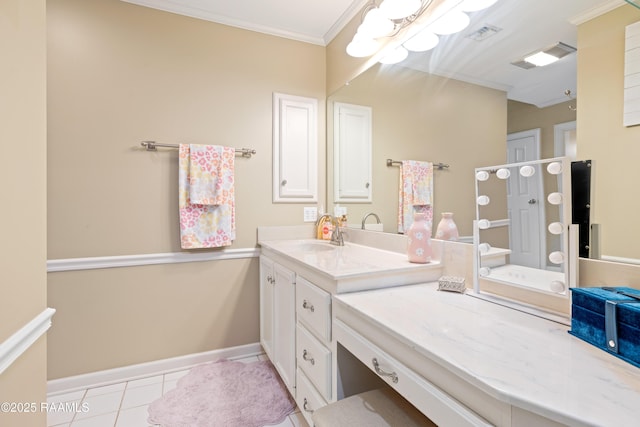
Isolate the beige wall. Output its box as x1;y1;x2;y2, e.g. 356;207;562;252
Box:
328;63;507;236
507;99;576;158
0;0;48;425
47;0;326;379
577;5;640;261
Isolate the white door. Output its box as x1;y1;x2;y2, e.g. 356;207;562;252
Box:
506;129;545;269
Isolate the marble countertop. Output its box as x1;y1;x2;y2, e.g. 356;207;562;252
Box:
334;283;640;426
259;238;443;293
260;239;438;279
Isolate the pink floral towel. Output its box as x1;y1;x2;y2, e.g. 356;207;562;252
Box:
179;144;235;249
398;160;433;233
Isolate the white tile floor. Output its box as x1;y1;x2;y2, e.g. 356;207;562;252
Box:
47;355;309;427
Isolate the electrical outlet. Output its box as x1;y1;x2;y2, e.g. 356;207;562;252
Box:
303;207;318;222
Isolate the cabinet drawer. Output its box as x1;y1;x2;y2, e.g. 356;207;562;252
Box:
334;319;491;427
296;276;331;342
296;324;332;401
296;368;328;427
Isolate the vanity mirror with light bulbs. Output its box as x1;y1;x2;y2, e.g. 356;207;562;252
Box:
471;157;579;318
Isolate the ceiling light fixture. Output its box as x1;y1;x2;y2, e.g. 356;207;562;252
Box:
346;0;500;65
524;51;560;67
513;42;577;69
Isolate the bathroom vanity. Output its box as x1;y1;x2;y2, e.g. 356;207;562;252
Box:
258;226;640;427
258;225;444;425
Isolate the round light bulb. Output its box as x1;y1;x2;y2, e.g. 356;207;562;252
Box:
478;242;492;254
379;46;409;64
550;280;566;294
404;31;439;52
358;8;394;38
459;0;499;12
476;170;489;181
379;0;422;20
478;219;491;229
548;222;564;235
519;165;535;177
547;161;563;175
547;192;563;205
346;35;379;57
496;168;510;179
477;195;490;206
549;251;565;264
430;10;470;35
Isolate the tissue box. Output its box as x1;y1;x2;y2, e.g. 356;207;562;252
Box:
569;287;640;368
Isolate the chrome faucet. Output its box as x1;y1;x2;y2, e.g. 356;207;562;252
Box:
361;212;381;229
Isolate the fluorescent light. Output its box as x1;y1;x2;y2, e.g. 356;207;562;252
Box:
524;51;559;67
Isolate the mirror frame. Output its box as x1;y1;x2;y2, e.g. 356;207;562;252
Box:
472;157;579;304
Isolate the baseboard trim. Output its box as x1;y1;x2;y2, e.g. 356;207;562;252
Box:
47;342;263;396
47;248;260;272
0;308;56;376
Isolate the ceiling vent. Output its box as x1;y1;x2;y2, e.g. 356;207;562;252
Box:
466;24;502;41
511;42;576;69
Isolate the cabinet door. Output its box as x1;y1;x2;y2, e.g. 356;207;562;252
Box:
259;257;275;361
334;102;372;203
273;262;296;395
273;92;318;203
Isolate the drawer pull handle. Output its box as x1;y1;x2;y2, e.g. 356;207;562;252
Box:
303;349;315;365
303;397;314;413
302;300;315;312
372;358;398;383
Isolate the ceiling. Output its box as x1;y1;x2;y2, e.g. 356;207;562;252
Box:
123;0;626;107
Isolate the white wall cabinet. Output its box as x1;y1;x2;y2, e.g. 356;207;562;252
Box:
273;92;318;203
259;255;296;395
334;102;372;203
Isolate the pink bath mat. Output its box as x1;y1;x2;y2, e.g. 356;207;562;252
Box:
147;359;295;427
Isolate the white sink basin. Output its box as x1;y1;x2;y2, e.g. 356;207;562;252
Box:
297;241;336;252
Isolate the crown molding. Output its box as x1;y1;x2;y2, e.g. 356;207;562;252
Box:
570;0;626;26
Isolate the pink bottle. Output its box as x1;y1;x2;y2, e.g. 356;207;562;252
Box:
435;212;459;241
407;212;432;264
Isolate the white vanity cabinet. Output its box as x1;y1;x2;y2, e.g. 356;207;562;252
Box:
259;255;296;396
295;276;333;425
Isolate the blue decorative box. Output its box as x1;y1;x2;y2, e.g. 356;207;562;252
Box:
569;287;640;368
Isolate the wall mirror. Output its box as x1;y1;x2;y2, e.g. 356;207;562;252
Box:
327;0;640;271
472;157;578;301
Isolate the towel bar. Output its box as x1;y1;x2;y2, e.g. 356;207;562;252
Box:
140;141;256;158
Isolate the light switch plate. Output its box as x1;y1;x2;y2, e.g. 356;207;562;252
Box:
303;207;318;222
